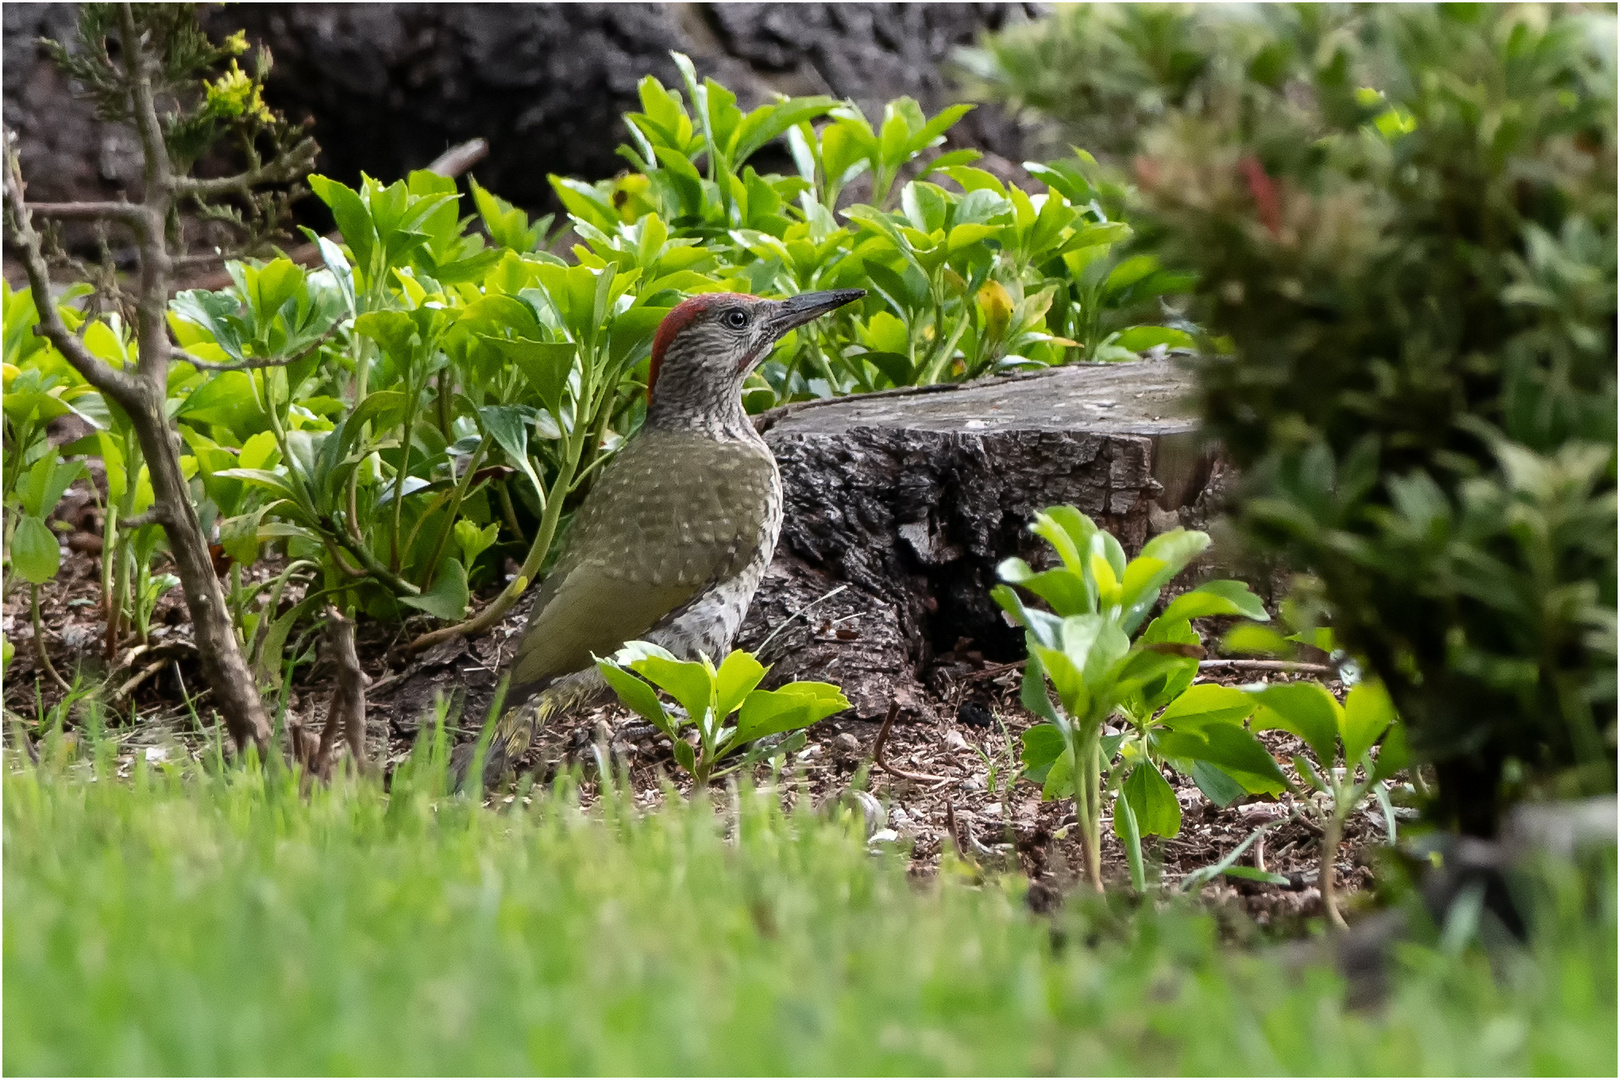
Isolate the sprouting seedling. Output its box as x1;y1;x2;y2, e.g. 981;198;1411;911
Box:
597;641;849;785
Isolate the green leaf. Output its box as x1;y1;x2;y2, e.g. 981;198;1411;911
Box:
1114;788;1145;892
1028;506;1095;575
997;556;1092;616
1156;723;1288;796
1371;719;1411;783
1020;651;1062;725
10;515;59;584
714;650;768;718
400;558;469;621
486;337;575;416
1157;684;1258;730
1113;763;1182;840
734;682;849;743
1042;743;1074;801
213;468;298;501
1113;326;1197;352
631;654;716;729
1220;623;1294;658
453;519;500;567
1020;722;1065;783
1341;679;1395;768
1250;682;1342;767
309;175;376;271
1160;579;1269;623
672;738;698;776
477;405;544;501
218;505;269;566
1221;866;1292;886
19;457;84;520
1191;759;1247;808
596;661;673;730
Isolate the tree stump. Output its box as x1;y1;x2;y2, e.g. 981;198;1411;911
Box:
737;359;1227;720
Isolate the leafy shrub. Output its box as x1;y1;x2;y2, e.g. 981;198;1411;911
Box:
7;47;1196;690
597;642;848;784
970;4;1617;834
992;506;1269;891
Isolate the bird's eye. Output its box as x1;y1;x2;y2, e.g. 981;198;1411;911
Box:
724;309;749;330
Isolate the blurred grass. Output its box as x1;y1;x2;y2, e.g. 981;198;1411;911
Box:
4;724;1614;1076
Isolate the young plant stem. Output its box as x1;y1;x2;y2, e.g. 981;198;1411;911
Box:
1069;723;1105;893
1320;810;1347;929
101;504;121;657
497;481;526;545
389;378;419;573
404;376;593;653
1085;726;1104;891
29;584;71;693
417;435;489;587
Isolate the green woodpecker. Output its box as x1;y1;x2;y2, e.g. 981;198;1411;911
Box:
457;288;865;788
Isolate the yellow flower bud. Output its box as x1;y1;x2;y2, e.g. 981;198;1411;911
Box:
977;279;1013;339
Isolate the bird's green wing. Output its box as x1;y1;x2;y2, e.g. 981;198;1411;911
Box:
508;431;778;696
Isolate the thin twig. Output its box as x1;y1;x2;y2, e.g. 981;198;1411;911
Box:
872;701;952;783
961;659;1026;682
172;138;318;200
752;584;849;658
180;138;489;290
1;129;140;400
1197;659;1335;676
25;200;153;229
314;607;372;779
172;329;335;373
118;507;168;530
171;348;296;373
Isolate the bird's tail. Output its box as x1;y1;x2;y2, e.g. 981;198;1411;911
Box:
450;678;588;793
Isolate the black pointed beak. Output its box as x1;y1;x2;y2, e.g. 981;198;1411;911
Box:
766;288;865;339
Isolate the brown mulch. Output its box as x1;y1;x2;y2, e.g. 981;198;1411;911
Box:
5;479;1395;933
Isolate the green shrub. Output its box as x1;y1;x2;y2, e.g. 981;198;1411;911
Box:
7;44;1196;684
971;4;1617;834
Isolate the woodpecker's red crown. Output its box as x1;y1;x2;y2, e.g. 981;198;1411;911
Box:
646;289;865;405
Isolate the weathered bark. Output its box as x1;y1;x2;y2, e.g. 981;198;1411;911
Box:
5;3;1033;235
738;360;1224;719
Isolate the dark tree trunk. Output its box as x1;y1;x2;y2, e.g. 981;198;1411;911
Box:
5;3;1034;239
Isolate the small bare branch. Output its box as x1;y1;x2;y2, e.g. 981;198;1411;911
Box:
173;136;319;200
25;201;154;233
1;130;140;402
1196;659;1336;676
314;607;372;779
425;137;489;177
172;347;300;373
873;701;953;784
117;3;174;205
118;507;169;530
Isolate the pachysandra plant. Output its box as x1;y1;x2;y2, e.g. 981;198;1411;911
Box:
596;642;849;786
1239;678;1408;927
992;505;1270;892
